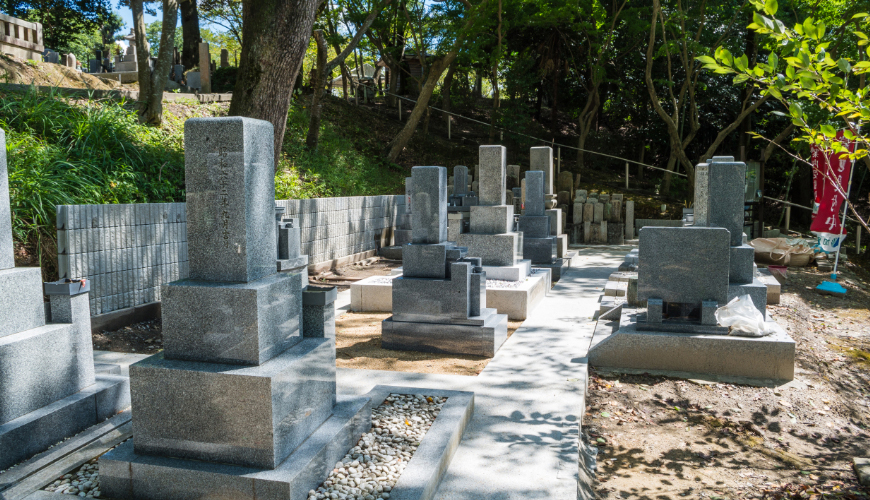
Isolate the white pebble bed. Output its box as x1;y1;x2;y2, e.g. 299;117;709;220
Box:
308;393;446;500
40;394;445;500
43;458;102;497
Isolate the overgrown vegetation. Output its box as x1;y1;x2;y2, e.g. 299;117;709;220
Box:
1;86;406;279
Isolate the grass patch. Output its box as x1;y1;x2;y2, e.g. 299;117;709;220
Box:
276;99;405;199
1;88;406;280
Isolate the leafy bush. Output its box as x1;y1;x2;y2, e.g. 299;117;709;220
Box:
0;87;186;276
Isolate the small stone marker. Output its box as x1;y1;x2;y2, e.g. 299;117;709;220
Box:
220;48;229;67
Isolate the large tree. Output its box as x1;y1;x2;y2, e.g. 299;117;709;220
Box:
179;0;201;69
228;0;321;169
130;0;179;125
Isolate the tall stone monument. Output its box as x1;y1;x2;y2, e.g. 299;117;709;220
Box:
588;155;794;382
0;129;129;471
638;156;766;329
382;166;508;357
447;165;477;241
99;117;371;500
529;146;570;258
457;146;531;281
518;170;570;280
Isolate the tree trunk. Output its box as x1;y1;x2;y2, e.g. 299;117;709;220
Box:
576;86;599;169
179;0;200;70
662;152;677;195
473;71;482;99
131;0;151;110
229;0;321;169
387;63;399;106
305;30;328;151
441;60;456;128
140;0;179;126
385;57;452;162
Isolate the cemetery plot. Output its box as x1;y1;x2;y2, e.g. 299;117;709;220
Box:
334;312;524;376
586;265;870;499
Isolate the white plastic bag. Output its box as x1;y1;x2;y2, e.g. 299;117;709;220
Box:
714;295;773;337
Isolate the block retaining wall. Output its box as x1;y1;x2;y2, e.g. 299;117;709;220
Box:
57;195;404;317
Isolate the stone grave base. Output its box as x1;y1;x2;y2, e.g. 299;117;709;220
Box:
481;259;531;281
382;311;508;357
532;257;571;282
95;71;139;83
351;275;397;312
588;308;795;384
351;271;549;320
100;384;471;500
100;397;371;500
0;371;130;471
377;245;405;260
485;269;550;320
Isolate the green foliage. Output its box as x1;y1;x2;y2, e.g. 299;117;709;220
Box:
2;0;113;50
276;100;404;199
211;66;238;93
146;19;182;57
0;87;186;270
699;1;870;162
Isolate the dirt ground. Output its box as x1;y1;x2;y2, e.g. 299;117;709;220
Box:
0;54;124;89
334;312;524;376
309;257;401;292
588;263;870;500
93;256;524;376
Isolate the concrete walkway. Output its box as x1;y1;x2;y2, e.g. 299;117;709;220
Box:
337;247;626;499
87;247;626;498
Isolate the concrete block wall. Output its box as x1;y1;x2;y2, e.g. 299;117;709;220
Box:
56;203;189;317
277;195;404;265
57;195;404;317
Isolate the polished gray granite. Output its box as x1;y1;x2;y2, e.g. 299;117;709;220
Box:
101;396;371;500
411;166;448;245
161;271;303;366
131;339;336;469
184;117;277;283
637;226;730;305
0;267;46;339
382;312;507;358
478;146;506;206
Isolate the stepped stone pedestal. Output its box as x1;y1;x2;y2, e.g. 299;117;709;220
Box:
382;166;508;357
0;129;129;471
99;117;371;500
590;156;795;383
458;146;531;282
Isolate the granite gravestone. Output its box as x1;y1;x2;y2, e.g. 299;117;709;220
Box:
457;146;531;281
99;117;371;500
636;156;768;331
517;171;557;265
0;129;129;471
382;166;508;357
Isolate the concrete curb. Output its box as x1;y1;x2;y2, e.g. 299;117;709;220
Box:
366;386;474;500
0;410;132;500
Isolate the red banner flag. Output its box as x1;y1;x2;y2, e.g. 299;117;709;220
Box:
810;132;854;235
